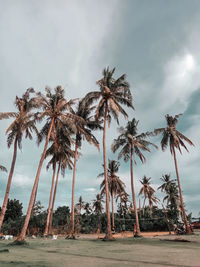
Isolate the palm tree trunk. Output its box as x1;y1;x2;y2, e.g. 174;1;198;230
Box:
69;136;78;238
130;146;141;236
0;136;18;230
31;184;38;217
16;117;55;242
142;197;146;216
49;162;60;235
111;191;115;231
162;204;171;235
139;198;141;218
103;103;113;240
172;147;191;234
43;161;56;236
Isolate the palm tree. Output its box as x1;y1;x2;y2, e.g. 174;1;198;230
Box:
99;160;126;231
93;194;104;215
154;114;194;233
68;98;100;239
43;125;74;236
112;118;157;236
93;194;104;234
139;176;158;215
16;86;82;242
84;202;92;215
116;191;130;219
49;153;73;235
84;67;133;240
0;165;7;173
0;88;37;230
75;196;85;215
158;175;180;223
158;174;176;193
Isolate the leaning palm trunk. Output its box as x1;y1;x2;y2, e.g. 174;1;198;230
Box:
43;161;56;236
130;146;141;236
69;137;78;238
49;162;61;235
103;104;113;240
31;184;38;217
172;148;191;234
111;192;115;231
16;118;55;242
0;137;18;230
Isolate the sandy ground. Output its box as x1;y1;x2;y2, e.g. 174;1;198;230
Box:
0;231;199;266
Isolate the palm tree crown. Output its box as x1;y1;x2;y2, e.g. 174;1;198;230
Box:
84;67;134;122
158;174;176;193
93;194;104;215
154;114;194;154
112;118;157;162
0;88;38;149
99;160;126;198
139;176;158;213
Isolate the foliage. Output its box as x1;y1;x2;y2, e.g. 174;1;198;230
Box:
3;198;23;222
53;206;70;226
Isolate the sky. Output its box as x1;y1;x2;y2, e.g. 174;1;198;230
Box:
0;0;199;217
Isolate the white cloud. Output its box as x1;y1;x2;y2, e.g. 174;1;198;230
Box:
84;188;96;192
13;173;33;187
161;51;200;113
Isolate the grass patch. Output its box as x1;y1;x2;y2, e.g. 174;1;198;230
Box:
0;234;199;266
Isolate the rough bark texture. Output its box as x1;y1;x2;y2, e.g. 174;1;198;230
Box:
0;137;18;230
130;146;141;236
69;137;78;238
103;103;113;240
43;161;56;236
49;162;60;235
111;191;115;231
173;148;191;234
16;117;55;241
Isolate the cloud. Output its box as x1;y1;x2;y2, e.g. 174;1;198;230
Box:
12;173;33;187
161;51;199;113
84;188;96;192
0;1;200;217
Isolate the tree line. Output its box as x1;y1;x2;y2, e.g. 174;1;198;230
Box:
0;67;194;242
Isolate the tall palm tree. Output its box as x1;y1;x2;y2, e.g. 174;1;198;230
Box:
84;67;133;240
16;86;82;242
43;125;74;236
112;118;157;236
68;99;100;239
139;176;158;215
99;160;126;231
0;88;37;230
154;114;194;233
